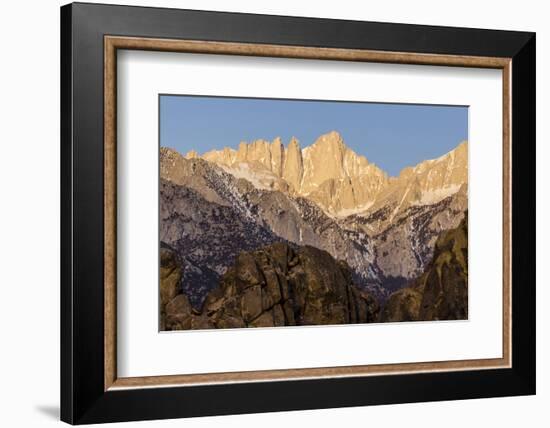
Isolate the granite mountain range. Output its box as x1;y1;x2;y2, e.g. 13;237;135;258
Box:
159;131;467;328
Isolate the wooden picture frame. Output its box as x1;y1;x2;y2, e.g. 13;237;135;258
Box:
61;2;535;424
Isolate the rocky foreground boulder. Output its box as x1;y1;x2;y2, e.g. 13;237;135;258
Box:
159;244;183;330
380;214;468;322
161;242;380;330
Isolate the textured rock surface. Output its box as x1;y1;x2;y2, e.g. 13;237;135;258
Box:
160;132;468;325
160;178;282;308
379;288;423;322
342;186;467;285
161;242;380;330
159;245;182;308
160;138;467;304
194;131;388;215
160;245;186;330
160;151;382;303
364;141;468;228
190;131;466;220
380;215;468;322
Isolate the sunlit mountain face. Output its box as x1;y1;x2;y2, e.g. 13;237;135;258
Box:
159;131;468;330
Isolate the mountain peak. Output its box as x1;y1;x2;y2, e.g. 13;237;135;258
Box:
288;136;301;150
310;130;345;150
271;136;283;147
185;149;199;159
282;137;303;191
320;130;343;140
164;134;467;219
300;131;374;195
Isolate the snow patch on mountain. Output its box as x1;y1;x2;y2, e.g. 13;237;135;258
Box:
219;162;277;190
416;184;462;206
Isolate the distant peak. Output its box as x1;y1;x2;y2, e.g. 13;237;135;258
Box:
316;130;343;142
160;146;178;154
326;130;343;139
432;140;468;163
160;146;184;160
454;140;468;155
307;130;347;152
288;137;301;149
185;149;199;159
271;137;283;146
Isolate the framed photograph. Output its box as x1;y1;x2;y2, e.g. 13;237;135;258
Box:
61;2;535;424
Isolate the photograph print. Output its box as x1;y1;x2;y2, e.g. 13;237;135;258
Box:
159;95;468;331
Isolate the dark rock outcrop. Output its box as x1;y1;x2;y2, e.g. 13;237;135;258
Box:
161;242;379;330
159;244;181;308
160;178;282;308
380;214;468;322
160;246;217;330
160;245;186;330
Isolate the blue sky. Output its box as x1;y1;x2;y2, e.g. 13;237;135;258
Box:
160;95;468;177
